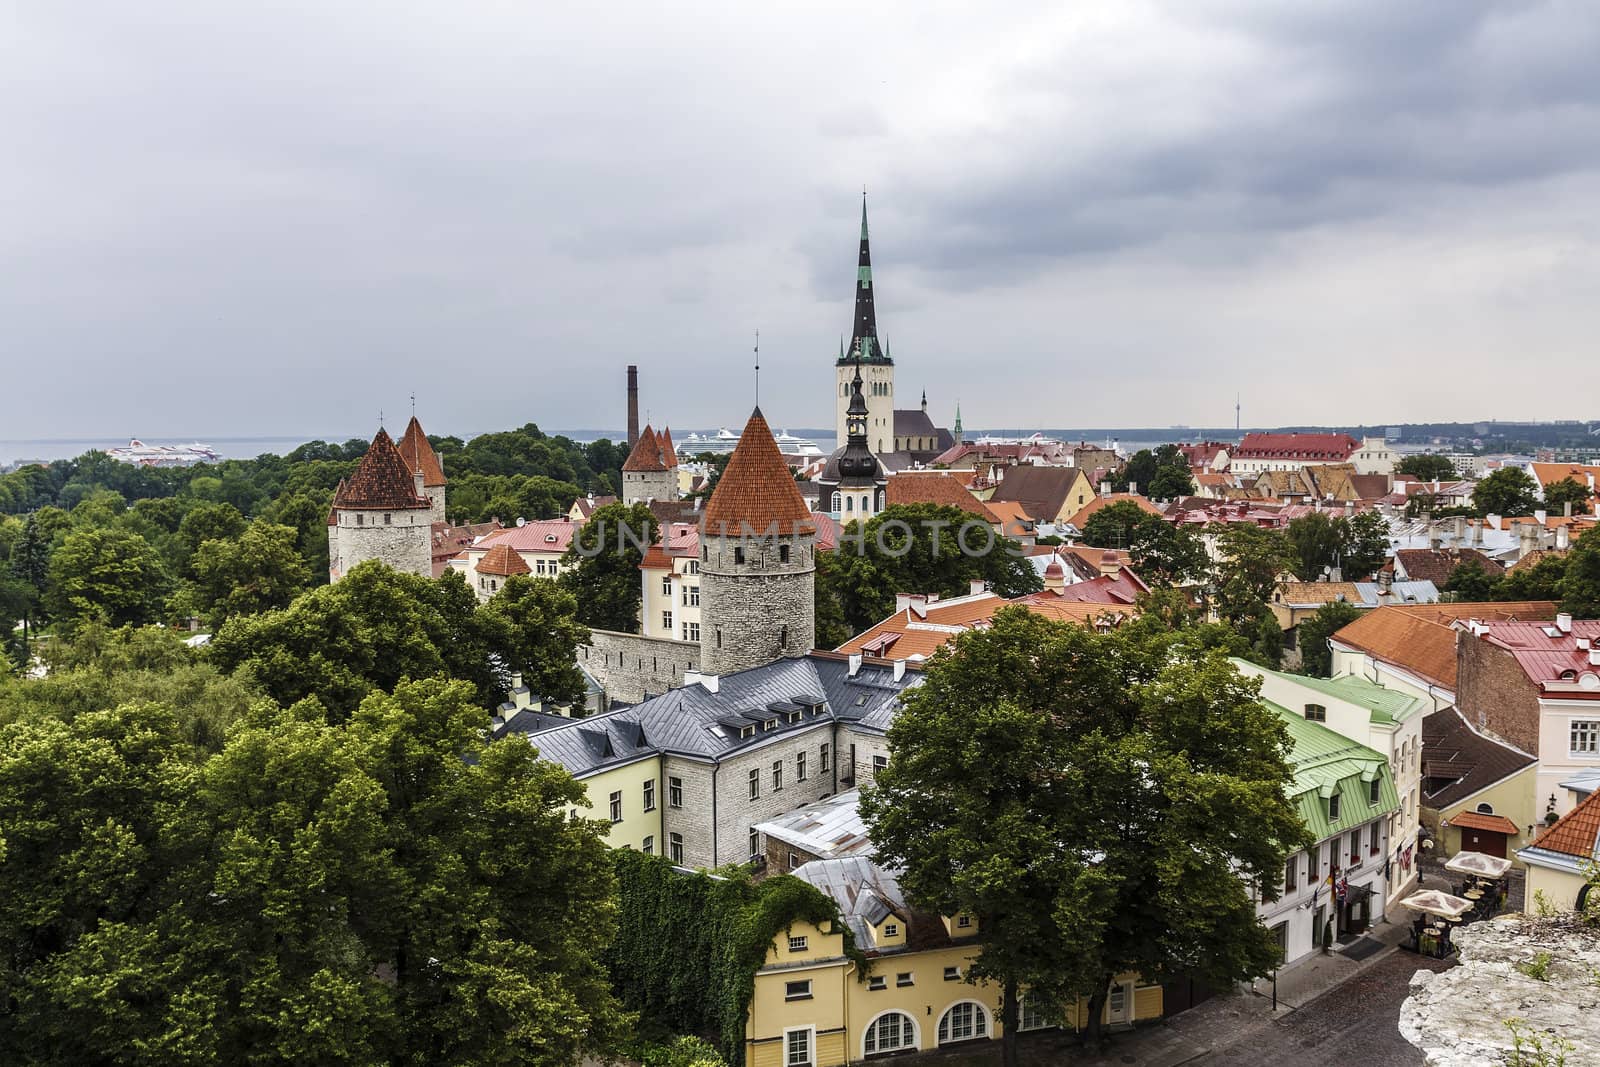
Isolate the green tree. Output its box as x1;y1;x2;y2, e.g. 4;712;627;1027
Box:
209;562;501;718
260;490;334;581
175;501;247;577
1114;449;1157;494
818;504;1042;635
861;610;1310;1062
1396;454;1457;481
189;520;313;627
1080;500;1156;549
1340;510;1391;581
1285;513;1344;582
478;575;590;706
1294;601;1361;677
46;526;169;631
7;512;57;647
1542;477;1595;516
1146;444;1197;501
559;502;659;632
1211;523;1294;623
1443;559;1503;602
1501;553;1569;603
1560;530;1600;617
1473;468;1540;518
1128;520;1210;587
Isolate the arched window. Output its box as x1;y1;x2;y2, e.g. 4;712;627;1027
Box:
936;1001;989;1045
845;496;853;512
1476;802;1495;815
863;1011;918;1056
831;492;842;512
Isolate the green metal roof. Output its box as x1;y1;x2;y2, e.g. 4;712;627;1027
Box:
1265;699;1400;841
1235;659;1428;726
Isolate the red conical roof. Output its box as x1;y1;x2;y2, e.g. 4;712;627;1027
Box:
703;408;815;537
476;541;532;577
333;428;433;510
623;425;669;472
397;416;447;487
658;427;678;469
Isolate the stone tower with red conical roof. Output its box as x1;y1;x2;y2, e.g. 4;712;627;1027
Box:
327;426;435;581
699;407;816;674
621;424;678;504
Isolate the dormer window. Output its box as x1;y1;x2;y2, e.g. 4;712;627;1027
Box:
739;725;755;739
1329;793;1341;820
1369;779;1380;805
786;711;801;724
1304;704;1327;722
763;719;776;732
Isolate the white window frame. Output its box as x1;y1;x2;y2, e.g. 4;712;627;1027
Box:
788;935;808;953
669;833;683;864
936;1000;989;1045
643;779;655;812
748;768;760;800
608;791;622;823
642;835;653;855
861;1010;920;1057
1571;719;1600;756
783;1026;814;1067
796;751;807;781
784;979;813;1001
668;776;683;808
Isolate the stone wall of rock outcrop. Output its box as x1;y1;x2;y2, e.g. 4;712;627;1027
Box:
1399;915;1600;1065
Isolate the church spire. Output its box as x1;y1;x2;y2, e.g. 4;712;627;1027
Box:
842;192;887;365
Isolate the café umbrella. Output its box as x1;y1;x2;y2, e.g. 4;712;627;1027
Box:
1443;851;1513;880
1399;889;1474;920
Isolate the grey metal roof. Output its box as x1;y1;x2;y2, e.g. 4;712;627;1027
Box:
521;655;921;778
791;856;908;948
753;789;873;860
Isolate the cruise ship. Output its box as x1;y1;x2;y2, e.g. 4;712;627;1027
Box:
679;428;823;458
107;439;221;468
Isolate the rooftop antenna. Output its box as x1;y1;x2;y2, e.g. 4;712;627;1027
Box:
379;407;384;430
410;393;416;417
1235;393;1241;434
753;329;760;407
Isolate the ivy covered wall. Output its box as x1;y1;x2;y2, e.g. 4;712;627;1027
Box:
606;851;864;1065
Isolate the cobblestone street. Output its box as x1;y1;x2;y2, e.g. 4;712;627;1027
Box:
1190;951;1456;1067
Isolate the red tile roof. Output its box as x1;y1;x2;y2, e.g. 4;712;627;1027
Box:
703;408;815;537
397;416;446;487
474;519;579;555
837;593;1133;660
333;428;432;511
476;542;532;577
622;426;670;472
1528;788;1600;860
1016;566;1149;605
1444;811;1521;836
657;427;679;469
1331;601;1560;689
1233;432;1360;461
1474;620;1600;699
886;472;999;521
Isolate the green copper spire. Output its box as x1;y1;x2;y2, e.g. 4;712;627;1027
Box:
954;402;963;445
839;192;888;365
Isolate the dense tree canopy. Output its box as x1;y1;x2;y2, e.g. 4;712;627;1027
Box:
1112;445;1194;501
0;676;626;1065
46;527;169;632
1283;510;1390;582
1542;477;1595;516
1080;503;1208;587
863;609;1310;1063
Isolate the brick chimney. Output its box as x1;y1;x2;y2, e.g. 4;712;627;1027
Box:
627;365;640;449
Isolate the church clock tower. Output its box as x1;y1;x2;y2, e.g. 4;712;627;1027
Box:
835;195;894;454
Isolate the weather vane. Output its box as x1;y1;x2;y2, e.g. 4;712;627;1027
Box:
754;329;761;406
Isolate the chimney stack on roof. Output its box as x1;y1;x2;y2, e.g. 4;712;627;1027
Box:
1558;525;1571;550
1557;612;1573;635
1590;648;1600;668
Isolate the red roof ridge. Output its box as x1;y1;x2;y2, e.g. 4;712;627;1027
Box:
703;408;815;537
1528;787;1600;859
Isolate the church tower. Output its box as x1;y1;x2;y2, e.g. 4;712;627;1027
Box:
699;408;816;675
835;195;894;454
818;356;888;519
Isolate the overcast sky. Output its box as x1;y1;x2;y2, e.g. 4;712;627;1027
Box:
5;1;1598;441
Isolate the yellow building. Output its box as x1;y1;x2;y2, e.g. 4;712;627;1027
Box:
1421;708;1538;866
1519;787;1600;914
745;858;1161;1066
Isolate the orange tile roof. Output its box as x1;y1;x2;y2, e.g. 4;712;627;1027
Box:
1445;811;1520;836
334;428;432;511
886;472;998;521
476;542;532;577
397;416;447;487
836;593;1132;659
1063;493;1164;530
703;408;815;537
982;500;1035;533
622;425;670;472
657;427;679;469
1528;788;1600;860
1529;463;1600;491
1331;601;1559;688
